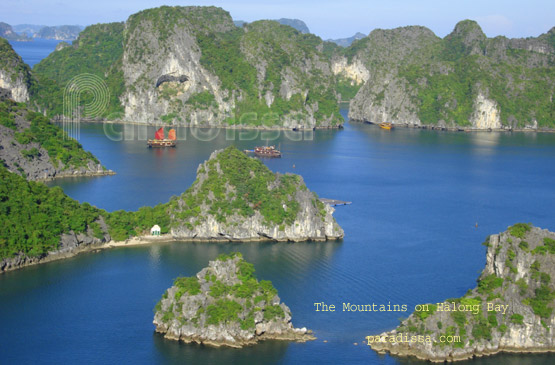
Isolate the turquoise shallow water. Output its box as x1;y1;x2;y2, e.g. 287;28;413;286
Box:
1;110;555;364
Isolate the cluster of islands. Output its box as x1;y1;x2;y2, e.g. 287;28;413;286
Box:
1;4;555;362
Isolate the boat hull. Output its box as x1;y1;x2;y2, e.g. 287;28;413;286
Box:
148;139;176;148
254;151;281;158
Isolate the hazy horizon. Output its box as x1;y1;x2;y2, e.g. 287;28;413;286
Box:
1;0;554;40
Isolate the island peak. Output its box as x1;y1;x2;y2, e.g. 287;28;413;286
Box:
168;146;344;242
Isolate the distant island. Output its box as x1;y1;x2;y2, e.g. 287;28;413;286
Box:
235;18;310;34
369;223;555;362
32;25;83;41
1;22;83;41
0;22;30;41
327;32;366;47
154;252;314;347
0;145;343;272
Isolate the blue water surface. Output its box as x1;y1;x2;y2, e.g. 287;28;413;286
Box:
9;38;63;67
1;110;555;364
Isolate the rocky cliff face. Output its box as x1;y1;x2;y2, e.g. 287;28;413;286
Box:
470;93;502;130
167;146;344;241
33;6;343;129
0;98;113;180
369;224;555;362
331;56;369;85
348;26;440;128
0;38;31;102
347;20;555;129
0;22;30;41
153;252;314;347
121;7;235;125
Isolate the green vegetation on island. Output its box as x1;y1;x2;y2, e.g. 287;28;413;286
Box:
31;6;343;128
347;20;555;128
156;253;282;329
1;99;100;170
32;22;125;117
0;164;101;258
1;145;342;265
171;146;303;228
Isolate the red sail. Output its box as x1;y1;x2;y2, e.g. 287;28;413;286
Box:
155;127;164;140
168;129;176;141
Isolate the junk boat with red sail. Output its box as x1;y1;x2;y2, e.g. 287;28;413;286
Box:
148;127;176;147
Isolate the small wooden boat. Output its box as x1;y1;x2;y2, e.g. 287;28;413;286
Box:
379;122;393;130
148;127;176;147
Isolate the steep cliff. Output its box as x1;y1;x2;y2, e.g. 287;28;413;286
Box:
167;146;344;241
34;25;82;41
347;20;555;130
153;252;314;347
33;6;343;129
0;98;112;180
0;22;30;41
369;223;555;362
0;37;32;102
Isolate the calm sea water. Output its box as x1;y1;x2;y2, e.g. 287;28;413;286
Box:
1;109;555;364
9;38;63;67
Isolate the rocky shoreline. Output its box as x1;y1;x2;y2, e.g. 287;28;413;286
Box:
0;226;340;274
79;118;343;131
351;119;555;133
36;168;116;181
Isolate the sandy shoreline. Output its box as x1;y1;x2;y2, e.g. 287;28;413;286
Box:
100;234;176;249
0;234;176;274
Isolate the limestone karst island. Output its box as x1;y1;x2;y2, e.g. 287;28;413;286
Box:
154;252;314;347
369;224;555;362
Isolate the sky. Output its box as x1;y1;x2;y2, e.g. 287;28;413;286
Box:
1;0;554;40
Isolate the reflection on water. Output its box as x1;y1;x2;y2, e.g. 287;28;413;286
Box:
469;131;501;147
